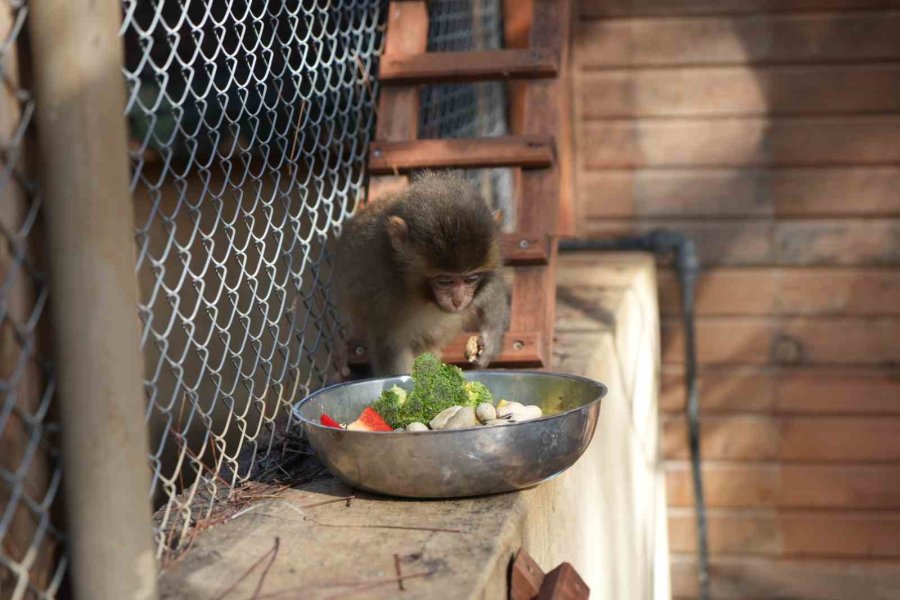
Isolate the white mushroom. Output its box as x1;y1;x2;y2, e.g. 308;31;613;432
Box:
475;402;497;423
429;406;462;430
509;404;543;422
444;406;479;430
496;401;525;419
406;422;429;432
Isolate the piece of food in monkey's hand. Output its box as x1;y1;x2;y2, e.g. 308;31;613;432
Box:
464;335;485;363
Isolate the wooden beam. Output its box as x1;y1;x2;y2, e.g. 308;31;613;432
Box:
366;0;428;204
374;1;428;142
347;331;545;369
369;135;555;173
508;0;571;367
502;232;551;265
380;48;559;84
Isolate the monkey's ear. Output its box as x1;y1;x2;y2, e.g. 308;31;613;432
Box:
386;216;408;249
492;209;504;228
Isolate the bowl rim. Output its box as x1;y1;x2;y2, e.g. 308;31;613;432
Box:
292;368;608;435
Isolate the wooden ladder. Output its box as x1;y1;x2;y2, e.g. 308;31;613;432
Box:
350;0;572;371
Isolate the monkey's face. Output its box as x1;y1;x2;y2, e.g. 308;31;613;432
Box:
429;272;483;313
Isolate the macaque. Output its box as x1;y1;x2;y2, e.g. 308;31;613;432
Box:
335;172;509;376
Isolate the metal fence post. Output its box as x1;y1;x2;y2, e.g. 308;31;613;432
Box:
26;0;159;598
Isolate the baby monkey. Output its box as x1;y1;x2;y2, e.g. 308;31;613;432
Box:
335;172;509;376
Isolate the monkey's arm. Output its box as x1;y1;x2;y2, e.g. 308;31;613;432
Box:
468;276;510;368
368;334;415;377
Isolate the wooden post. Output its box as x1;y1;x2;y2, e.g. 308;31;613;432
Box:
366;0;429;203
26;0;159;598
505;0;572;366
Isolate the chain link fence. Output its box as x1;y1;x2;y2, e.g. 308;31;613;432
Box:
419;0;514;230
121;0;385;560
0;1;67;598
2;0;513;590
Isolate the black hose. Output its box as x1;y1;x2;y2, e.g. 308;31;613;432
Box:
559;230;710;600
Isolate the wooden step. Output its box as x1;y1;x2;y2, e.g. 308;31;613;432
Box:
368;135;554;173
347;331;545;369
502;233;551;265
379;48;559;84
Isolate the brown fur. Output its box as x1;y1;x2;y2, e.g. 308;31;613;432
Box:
335;172;509;375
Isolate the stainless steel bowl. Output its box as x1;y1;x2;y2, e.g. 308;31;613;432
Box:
292;370;607;498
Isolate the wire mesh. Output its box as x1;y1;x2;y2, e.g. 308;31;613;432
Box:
120;0;385;559
418;0;514;229
0;1;67;598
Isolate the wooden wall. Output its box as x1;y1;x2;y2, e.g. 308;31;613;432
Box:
571;2;900;598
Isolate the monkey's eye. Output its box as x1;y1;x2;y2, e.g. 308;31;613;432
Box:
463;274;482;285
434;278;455;287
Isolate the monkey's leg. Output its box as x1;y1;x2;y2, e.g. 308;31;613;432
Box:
471;277;510;368
368;335;415;377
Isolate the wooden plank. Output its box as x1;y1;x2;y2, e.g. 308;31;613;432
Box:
580;219;900;267
661;366;900;414
502;232;551;265
536;562;590;600
670;554;900;600
773;168;900;217
368;136;555;173
580;117;900;169
581;0;900;18
657;267;900;317
662;317;900;366
668;508;900;558
578;170;771;220
579;168;900;220
579;220;774;267
510;549;545;600
580;64;900;119
663;414;900;461
666;462;900;509
379;48;559;84
347;331;544;369
507;0;571;367
775;219;900;266
576;12;900;68
374;1;428;142
367;1;427;203
661;319;775;365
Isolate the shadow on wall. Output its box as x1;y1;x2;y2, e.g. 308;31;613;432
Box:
573;9;900;368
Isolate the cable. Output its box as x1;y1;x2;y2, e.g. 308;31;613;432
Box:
559;230;710;600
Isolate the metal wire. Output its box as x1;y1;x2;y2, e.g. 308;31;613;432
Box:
418;0;514;230
0;1;67;597
120;0;385;560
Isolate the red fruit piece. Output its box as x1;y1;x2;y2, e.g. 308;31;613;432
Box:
347;407;393;432
319;413;341;429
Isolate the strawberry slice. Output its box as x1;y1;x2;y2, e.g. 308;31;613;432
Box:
347;407;393;432
319;413;342;429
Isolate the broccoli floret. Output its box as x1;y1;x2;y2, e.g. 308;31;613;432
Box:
463;381;492;406
369;353;471;428
404;353;469;422
370;384;408;428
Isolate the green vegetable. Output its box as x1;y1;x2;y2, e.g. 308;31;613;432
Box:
370;353;475;428
463;381;493;405
370;384;408;428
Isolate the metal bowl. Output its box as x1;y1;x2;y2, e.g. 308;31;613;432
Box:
292;370;607;498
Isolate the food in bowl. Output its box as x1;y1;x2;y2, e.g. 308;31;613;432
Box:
319;353;543;432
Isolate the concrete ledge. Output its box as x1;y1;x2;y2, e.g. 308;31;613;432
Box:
159;252;667;600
